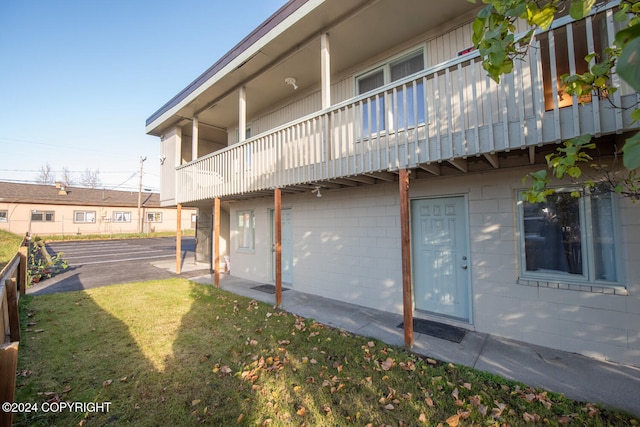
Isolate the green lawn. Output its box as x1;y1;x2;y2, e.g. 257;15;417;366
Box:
13;279;639;426
0;230;25;271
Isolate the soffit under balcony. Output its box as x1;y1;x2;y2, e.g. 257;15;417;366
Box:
150;0;481;139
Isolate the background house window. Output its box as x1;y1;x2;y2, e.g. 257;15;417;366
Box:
518;189;618;284
31;211;55;222
74;211;96;223
237;210;255;250
146;212;163;223
113;211;131;223
0;210;7;222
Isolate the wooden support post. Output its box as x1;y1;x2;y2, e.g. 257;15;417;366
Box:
274;188;282;307
214;198;221;288
399;169;413;348
0;341;19;427
176;204;182;275
18;240;28;295
5;279;19;343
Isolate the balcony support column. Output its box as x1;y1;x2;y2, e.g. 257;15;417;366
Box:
192;117;199;161
399;169;413;348
274;188;282;306
321;33;331;109
214;197;221;288
176;203;182;275
239;86;247;142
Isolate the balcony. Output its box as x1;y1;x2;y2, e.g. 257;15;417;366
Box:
175;5;639;204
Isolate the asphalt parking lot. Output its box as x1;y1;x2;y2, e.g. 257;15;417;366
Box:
27;237;203;295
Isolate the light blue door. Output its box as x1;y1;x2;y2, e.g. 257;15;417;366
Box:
281;208;293;284
411;196;470;321
271;208;293;285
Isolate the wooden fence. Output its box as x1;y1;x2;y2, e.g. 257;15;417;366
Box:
1;235;29;427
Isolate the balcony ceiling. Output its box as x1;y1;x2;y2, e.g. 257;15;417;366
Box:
148;0;481;141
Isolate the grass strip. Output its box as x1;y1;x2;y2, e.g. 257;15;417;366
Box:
14;279;640;426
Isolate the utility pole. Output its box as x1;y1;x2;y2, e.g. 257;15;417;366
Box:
137;156;147;233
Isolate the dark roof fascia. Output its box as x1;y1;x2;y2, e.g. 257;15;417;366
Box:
145;0;311;128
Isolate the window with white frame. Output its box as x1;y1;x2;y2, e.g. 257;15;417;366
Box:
237;210;255;250
31;211;55;222
74;211;96;223
518;189;619;285
113;211;131;223
0;210;7;222
356;49;425;135
235;126;253;171
146;212;163;223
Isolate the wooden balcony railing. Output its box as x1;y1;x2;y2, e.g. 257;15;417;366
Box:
176;2;638;203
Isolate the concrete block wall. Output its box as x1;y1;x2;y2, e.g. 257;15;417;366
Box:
228;165;640;367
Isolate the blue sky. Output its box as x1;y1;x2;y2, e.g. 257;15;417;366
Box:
0;0;286;192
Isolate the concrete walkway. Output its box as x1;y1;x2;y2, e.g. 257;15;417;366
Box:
154;260;640;417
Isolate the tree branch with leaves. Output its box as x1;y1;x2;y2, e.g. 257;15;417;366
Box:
470;0;640;201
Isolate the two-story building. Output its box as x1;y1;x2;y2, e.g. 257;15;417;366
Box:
146;0;640;367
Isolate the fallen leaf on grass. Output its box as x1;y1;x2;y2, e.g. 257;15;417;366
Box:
192;399;201;406
296;407;306;416
237;414;245;423
102;380;112;387
445;414;460;426
523;412;540;422
557;415;573;425
381;358;395;371
384;403;395;411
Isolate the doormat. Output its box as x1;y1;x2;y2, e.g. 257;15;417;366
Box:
398;319;467;343
251;284;290;294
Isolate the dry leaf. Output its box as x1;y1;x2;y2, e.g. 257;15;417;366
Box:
102;379;112;387
192;399;201;406
451;388;459;400
384;404;395;411
419;413;427;423
381;358;395;371
523;412;540;422
557;415;572;425
469;395;481;407
425;396;434;407
296;407;306;416
426;358;437;365
445;414;460;427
